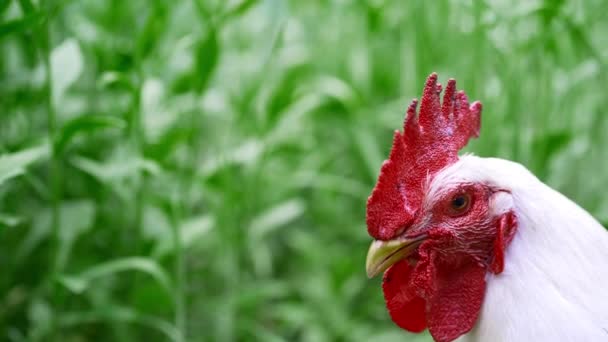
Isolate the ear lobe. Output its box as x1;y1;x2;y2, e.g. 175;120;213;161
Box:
490;212;517;274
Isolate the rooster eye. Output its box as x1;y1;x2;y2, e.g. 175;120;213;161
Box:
450;193;471;214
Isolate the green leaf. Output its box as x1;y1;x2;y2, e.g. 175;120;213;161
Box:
0;144;50;187
98;71;134;91
0;12;45;38
265;93;326;146
200;139;264;177
221;0;259;20
193;28;219;93
367;330;432;342
54;115;125;154
351;128;384;182
0;0;11;15
142;205;172;248
0;213;23;227
136;2;168;60
71;155;161;183
58;257;173;297
307;75;360;111
180;215;214;247
27;297;53;341
51;38;84;106
248;199;305;238
59;307;181;342
70;153;161;203
152;214;215;258
56;200;96;271
17;0;35;13
292;171;369;198
531;131;572;179
16;200;95;265
172;28;219;93
16;208;51;261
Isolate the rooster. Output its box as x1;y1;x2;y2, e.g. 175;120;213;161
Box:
364;73;608;342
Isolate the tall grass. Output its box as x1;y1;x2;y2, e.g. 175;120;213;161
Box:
1;0;607;341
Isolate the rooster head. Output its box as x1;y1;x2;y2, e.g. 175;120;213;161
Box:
365;73;517;342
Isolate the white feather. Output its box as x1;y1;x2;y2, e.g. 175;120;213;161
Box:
431;155;608;342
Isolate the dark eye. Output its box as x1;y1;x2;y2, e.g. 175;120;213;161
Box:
450;193;471;214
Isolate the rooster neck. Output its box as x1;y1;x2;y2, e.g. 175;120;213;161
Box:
454;158;608;341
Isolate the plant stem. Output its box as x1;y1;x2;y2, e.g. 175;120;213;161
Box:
171;187;186;342
126;64;145;342
131;76;144;244
170;106;202;342
40;0;63;339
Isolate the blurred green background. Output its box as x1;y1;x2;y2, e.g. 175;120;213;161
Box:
1;0;608;341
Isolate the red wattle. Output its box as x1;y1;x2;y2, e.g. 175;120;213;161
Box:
382;260;427;332
427;258;486;342
382;245;487;342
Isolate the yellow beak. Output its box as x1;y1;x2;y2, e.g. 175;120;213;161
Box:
365;237;425;278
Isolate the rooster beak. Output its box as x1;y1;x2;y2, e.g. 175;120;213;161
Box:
365;236;425;278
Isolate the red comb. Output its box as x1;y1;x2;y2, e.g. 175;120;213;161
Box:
366;73;482;240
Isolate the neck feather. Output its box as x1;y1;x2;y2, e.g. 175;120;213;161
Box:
461;158;608;341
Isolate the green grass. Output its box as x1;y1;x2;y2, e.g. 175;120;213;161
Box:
1;0;608;341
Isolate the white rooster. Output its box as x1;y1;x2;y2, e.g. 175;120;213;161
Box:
364;73;608;342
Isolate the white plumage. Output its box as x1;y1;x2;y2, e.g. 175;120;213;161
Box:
433;155;608;341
